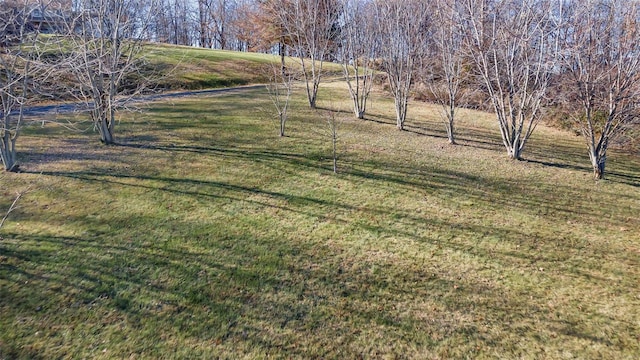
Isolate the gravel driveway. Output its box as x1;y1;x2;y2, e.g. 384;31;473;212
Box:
22;84;265;118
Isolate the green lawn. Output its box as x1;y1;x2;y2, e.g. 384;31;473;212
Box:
1;80;639;359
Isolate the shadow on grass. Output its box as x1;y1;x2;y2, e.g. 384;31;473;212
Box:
348;156;634;224
25;135;637;226
404;123;506;152
524;141;640;187
5;90;638;356
1;204;627;358
7;139;639;358
30;169;352;223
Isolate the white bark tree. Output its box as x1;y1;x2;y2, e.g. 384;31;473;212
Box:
277;0;341;109
60;0;156;145
339;0;378;119
464;0;560;160
377;0;429;130
558;0;640;180
428;0;466;144
0;0;56;171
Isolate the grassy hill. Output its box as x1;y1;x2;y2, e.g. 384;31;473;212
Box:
143;44;275;90
1;52;639;358
143;43;343;91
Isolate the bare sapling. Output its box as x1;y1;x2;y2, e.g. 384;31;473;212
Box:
265;58;295;137
0;184;31;230
326;110;339;174
315;108;354;174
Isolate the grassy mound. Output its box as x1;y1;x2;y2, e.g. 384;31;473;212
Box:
143;44;343;91
144;44;275;90
1;81;639;358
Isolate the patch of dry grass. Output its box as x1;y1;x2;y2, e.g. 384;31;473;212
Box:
1;81;639;359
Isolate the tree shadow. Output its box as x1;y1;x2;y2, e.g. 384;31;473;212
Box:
5;86;639;357
5;146;638;357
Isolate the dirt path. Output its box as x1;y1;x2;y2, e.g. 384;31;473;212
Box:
22;84;265;118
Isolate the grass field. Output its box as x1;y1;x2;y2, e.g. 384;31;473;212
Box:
1;78;639;359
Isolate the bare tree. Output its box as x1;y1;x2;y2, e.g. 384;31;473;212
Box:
232;0;262;51
326;110;339;173
339;0;378;119
464;0;560;160
276;0;341;109
0;1;29;171
59;0;156;145
153;0;196;45
197;0;247;50
0;0;56;171
428;0;467;144
558;0;640;179
212;0;233;49
236;0;290;70
377;0;429;130
316;109;343;173
171;0;195;45
265;58;295;137
197;0;214;48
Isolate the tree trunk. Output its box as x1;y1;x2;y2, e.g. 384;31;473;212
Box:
508;142;523;161
219;25;227;50
593;161;605;180
98;114;115;145
508;148;522;161
503;133;524;160
332;130;337;174
347;83;367;120
589;149;606;180
279;113;286;137
279;41;286;77
447;130;456;145
446;120;456;145
395;97;407;130
1;132;18;172
447;105;456;145
100;125;115;145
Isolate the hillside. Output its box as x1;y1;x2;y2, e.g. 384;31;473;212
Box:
1;60;639;358
143;43;343;91
143;44;276;90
